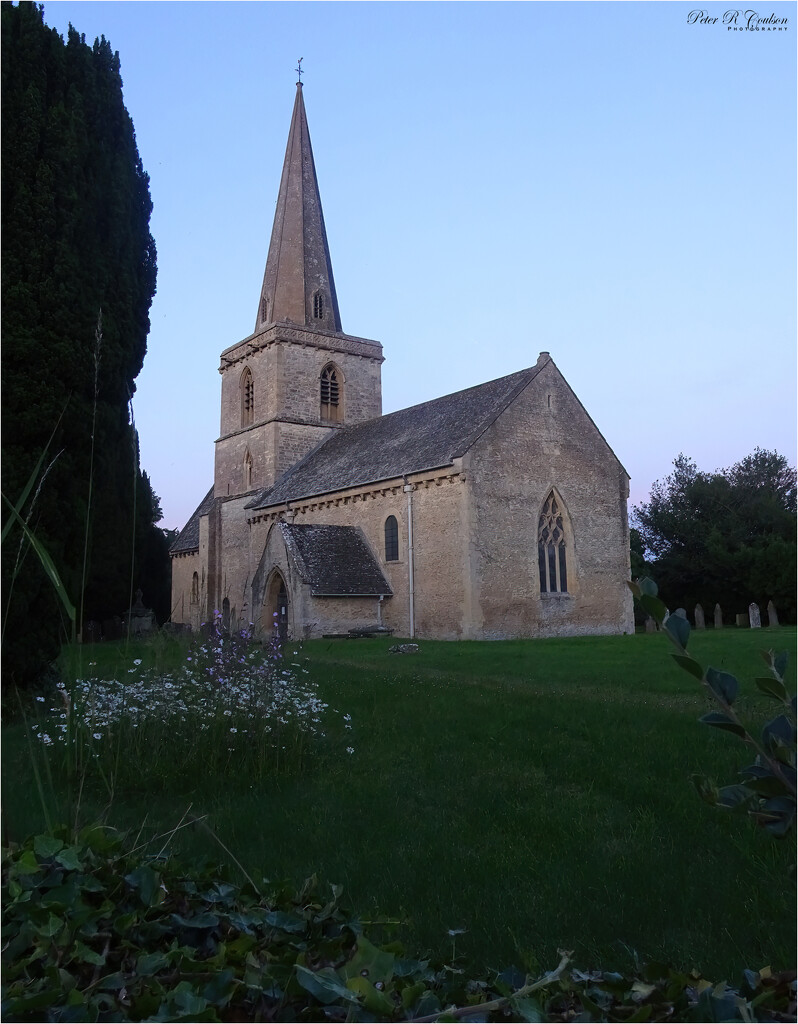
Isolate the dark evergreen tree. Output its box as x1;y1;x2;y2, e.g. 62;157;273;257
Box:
632;450;797;623
2;2;160;685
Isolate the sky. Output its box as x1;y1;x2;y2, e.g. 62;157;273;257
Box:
39;0;797;531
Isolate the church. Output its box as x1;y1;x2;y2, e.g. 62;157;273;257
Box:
170;82;634;641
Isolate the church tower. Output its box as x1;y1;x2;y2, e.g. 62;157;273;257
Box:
213;81;383;500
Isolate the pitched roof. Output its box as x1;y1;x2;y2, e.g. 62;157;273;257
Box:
170;486;214;553
255;83;342;334
248;364;543;510
281;523;392;596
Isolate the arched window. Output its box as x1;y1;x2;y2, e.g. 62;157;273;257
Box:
320;363;342;422
538;491;569;594
384;515;399;561
244;450;253;489
313;291;324;320
191;572;199;603
241;367;254;427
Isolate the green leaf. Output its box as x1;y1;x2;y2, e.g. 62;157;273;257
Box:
672;655;703;680
755;676;788;703
640;594;668;623
34;835;64;859
294;965;360;1005
773;651;788;679
664;614;690;651
691;774;718;804
699;712;747;739
346;975;396;1017
716;785;754;810
761;714;794;756
137;952;170;975
55;846;83;872
512;995;544;1022
341;934;395;985
14;849;43;876
125;865;162;908
705;668;738;706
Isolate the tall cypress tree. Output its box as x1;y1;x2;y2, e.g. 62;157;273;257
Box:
2;2;159;686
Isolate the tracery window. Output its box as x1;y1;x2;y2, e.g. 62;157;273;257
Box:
241;367;254;427
384;515;399;561
538;491;569;594
320;364;341;422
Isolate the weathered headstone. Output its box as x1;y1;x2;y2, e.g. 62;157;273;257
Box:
645;616;657;633
694;604;705;629
735;613;748;628
714;604;723;629
767;601;779;627
84;620;102;644
748;602;761;629
674;608;687;619
125;588;154;635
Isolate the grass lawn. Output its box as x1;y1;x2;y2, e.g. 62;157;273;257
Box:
2;626;795;982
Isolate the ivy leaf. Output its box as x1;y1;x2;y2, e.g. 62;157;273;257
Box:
705;668;738;706
34;835;64;859
125;865;163;908
294;965;360;1005
55;846;83;872
341;935;395;986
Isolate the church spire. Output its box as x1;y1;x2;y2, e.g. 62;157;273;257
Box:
255;82;343;333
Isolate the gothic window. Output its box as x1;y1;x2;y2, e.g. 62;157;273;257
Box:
384;515;399;561
191;572;199;603
538;491;569;594
244;450;253;489
313;291;324;319
320;363;342;422
241;367;254;427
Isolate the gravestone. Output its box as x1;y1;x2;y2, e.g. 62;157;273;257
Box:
125;588;154;635
674;608;687;619
735;613;748;628
645;617;657;633
767;601;779;627
748;602;761;629
694;604;705;629
714;604;723;629
84;620;102;644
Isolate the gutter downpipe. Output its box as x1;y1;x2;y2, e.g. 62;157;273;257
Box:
403;478;415;638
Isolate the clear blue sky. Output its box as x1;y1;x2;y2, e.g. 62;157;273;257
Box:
40;1;797;530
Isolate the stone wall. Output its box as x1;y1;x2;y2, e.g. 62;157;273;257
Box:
464;359;633;638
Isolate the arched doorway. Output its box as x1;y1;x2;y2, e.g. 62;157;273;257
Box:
264;570;289;640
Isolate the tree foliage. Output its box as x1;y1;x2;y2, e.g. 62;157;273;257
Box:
632;450;797;622
1;2;161;685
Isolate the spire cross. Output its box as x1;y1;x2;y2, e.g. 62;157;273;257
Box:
295;57;304;84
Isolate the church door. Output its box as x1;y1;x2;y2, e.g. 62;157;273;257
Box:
264;570;289;640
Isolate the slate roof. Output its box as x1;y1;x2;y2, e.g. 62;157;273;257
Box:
281;523;392;595
170;486;214;553
248;364;542;510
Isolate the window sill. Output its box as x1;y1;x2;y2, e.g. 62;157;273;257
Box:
540;592;572;600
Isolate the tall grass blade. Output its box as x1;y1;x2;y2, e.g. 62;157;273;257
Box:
1;494;76;627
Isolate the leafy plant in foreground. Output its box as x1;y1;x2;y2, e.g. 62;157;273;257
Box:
3;827;795;1022
629;578;796;843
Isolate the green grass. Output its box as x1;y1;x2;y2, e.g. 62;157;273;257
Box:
2;627;795;982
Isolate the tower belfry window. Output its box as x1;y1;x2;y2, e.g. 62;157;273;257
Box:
538;491;569;594
313;291;324;319
320;364;341;421
241;368;254;427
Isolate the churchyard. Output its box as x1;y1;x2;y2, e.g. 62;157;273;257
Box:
3;624;794;990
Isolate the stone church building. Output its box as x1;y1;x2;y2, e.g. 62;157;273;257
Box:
170;83;633;640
